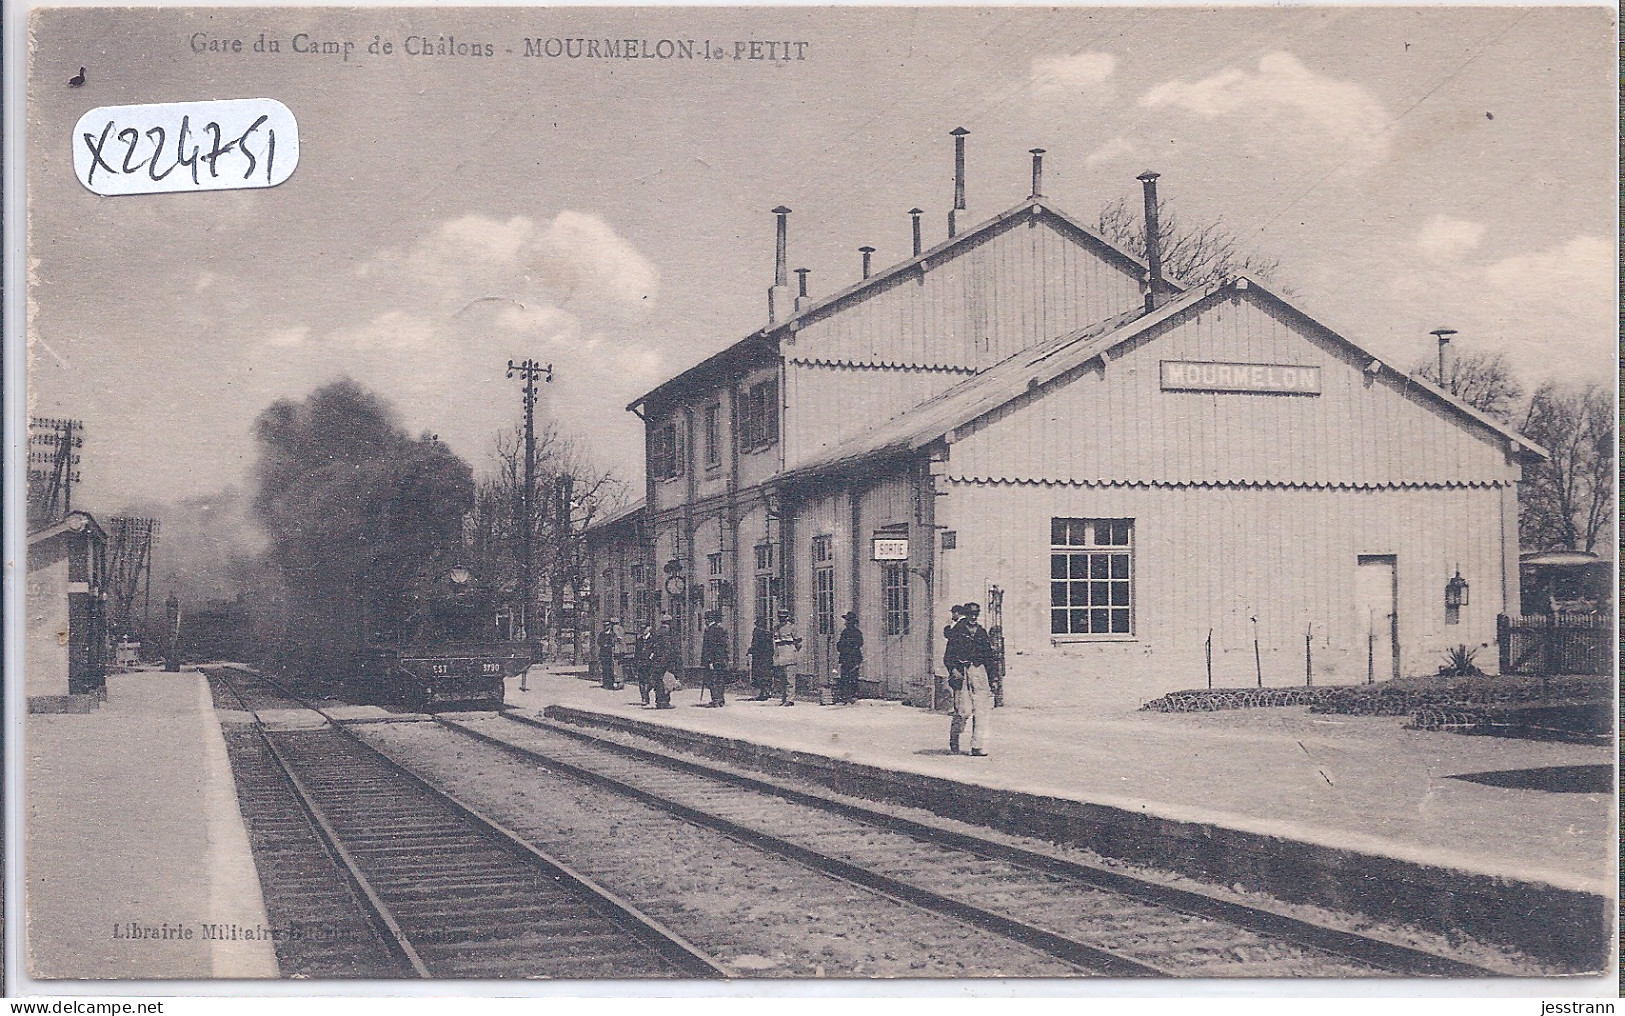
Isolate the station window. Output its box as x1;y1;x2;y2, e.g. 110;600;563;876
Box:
883;562;910;636
703;404;721;469
740;379;780;451
650;421;685;480
1050;518;1133;636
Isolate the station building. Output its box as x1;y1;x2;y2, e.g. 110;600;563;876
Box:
583;140;1543;710
26;511;110;708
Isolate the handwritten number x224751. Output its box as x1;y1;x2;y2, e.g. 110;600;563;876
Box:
82;115;274;187
73;98;299;196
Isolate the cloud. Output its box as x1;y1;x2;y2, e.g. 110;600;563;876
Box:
383;211;659;314
1085;137;1138;169
1140;52;1390;168
1385;233;1614;385
1416;216;1486;261
1031;51;1116;98
263;324;309;348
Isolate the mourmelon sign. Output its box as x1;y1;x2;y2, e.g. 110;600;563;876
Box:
1160;360;1321;394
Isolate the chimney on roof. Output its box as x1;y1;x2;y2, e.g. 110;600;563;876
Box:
859;246;876;279
794;268;812;312
1137;171;1165;313
1029;148;1046;200
909;208;923;257
948;127;969;238
768;205;792;322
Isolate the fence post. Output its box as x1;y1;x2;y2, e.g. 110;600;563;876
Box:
1305;624;1312;688
1497;613;1511;674
1251;616;1262;688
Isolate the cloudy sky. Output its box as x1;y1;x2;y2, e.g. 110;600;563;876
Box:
26;6;1618;519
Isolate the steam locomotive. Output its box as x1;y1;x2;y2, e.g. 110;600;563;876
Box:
359;564;529;712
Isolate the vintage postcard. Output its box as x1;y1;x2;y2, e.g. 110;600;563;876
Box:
13;4;1618;995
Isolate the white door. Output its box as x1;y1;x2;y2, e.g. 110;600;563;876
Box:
1355;555;1399;682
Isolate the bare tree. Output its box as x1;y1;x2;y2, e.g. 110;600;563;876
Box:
469;422;628;651
1411;348;1525;423
1517;380;1614;555
1096;195;1280;288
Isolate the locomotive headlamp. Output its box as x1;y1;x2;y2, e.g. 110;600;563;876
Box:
1444;570;1469;609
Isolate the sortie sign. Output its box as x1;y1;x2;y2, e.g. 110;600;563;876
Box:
1160;361;1321;394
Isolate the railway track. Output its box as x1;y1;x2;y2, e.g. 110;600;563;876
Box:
437;710;1504;979
205;667;724;979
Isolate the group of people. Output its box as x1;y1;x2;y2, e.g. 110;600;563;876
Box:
595;602;992;758
597;615;679;709
600;608;868;709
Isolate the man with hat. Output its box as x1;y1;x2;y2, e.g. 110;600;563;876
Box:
771;609;802;706
650;613;678;709
746;614;775;700
700;609;731;707
946;602;993;755
834;610;864;705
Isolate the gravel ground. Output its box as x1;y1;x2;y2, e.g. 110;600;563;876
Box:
353;720;1084;979
508;711;1558;976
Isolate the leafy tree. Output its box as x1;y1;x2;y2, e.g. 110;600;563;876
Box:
1517;380;1613;555
1096;195;1280;288
250;379;474;673
1411;348;1524;423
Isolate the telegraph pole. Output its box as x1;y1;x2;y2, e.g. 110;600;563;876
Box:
506;359;553;650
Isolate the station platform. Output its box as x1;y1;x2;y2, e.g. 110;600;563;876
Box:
24;668;280;980
506;664;1615;969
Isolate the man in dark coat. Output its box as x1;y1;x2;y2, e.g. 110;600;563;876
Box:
633;621;655;706
949;602;994;756
597;618;617;690
746;616;774;701
700;610;731;707
834;611;863;704
650;614;677;709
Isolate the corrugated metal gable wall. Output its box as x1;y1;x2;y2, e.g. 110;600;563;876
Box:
947;290;1519;488
781;215;1144;468
787;216;1142;368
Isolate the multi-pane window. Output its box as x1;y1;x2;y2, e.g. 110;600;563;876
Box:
707;552;725;608
812;536;835;636
754;575;775;626
703;404;721;468
739;379;780;451
754;541;777;624
1050;518;1133;636
883;562;910;636
650;421;685;480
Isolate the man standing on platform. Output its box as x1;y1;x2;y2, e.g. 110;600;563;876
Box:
943;604;968;752
634;620;655;706
747;615;774;701
651;614;677;709
597;617;617;690
700;610;730;707
950;602;993;756
834;611;863;705
772;609;802;706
